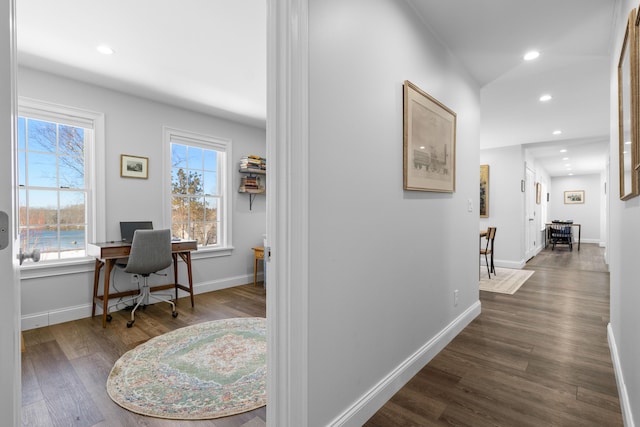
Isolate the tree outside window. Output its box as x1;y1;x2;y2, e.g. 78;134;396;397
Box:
171;143;221;246
18;117;89;260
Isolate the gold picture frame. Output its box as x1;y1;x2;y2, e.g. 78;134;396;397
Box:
120;154;148;179
403;80;456;192
480;165;489;217
536;182;541;205
618;8;638;200
564;190;584;204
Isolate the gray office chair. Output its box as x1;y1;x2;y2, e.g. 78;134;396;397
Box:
124;229;178;328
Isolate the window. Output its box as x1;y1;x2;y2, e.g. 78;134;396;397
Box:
165;127;231;250
18;98;105;263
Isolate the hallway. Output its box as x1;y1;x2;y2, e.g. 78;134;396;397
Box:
365;243;622;426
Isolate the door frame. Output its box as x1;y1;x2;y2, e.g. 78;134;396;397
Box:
266;0;310;425
0;0;21;424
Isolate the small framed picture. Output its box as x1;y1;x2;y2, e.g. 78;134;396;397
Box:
121;154;148;179
564;190;584;204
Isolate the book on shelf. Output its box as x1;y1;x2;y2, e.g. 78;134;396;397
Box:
239;155;267;172
239;175;264;193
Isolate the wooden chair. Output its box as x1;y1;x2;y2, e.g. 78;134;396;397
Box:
480;227;497;278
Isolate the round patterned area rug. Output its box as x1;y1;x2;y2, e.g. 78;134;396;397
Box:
107;317;266;420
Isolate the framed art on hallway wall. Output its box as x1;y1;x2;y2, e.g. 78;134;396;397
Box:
618;7;638;200
403;80;457;192
564;190;584;204
480;165;489;217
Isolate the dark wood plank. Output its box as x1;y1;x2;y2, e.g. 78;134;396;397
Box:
25;340;104;427
365;244;623;426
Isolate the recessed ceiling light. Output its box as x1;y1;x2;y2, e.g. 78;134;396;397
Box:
625;141;632;145
419;146;425;150
539;94;552;102
524;50;540;61
96;44;115;55
568;173;574;176
553;130;562;135
560;149;567;153
562;157;569;161
565;164;572;167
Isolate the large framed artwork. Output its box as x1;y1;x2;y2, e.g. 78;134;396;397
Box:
618;8;638;200
403;80;457;192
480;165;489;217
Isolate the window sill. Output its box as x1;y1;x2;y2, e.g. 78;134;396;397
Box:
19;246;234;280
190;245;234;261
20;256;96;280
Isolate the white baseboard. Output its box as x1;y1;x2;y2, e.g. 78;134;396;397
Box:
482;258;526;269
20;272;262;331
497;259;526;269
608;323;636;427
328;301;482;427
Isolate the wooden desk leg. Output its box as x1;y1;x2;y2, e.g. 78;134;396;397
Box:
179;252;194;307
102;259;115;328
92;259;104;318
176;251;195;308
172;253;179;301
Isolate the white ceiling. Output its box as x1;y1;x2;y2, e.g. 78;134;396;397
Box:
17;1;616;177
409;0;616;177
16;0;267;128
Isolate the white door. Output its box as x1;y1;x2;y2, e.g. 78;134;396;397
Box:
525;166;537;260
0;0;21;424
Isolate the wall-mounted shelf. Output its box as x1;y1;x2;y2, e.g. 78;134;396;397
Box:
239;156;266;210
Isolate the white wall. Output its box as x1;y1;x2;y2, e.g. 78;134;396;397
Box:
549;174;602;244
18;67;266;329
307;1;480;425
608;1;640;425
479;146;527;267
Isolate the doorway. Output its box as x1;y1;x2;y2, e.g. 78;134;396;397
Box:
525;165;538;261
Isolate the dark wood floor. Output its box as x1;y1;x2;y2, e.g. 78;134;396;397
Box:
365;243;622;426
23;244;622;427
21;283;267;427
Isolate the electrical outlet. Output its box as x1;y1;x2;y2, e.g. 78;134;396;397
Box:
454;289;459;307
467;199;473;212
131;274;138;283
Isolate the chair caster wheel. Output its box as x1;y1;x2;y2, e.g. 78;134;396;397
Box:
106;314;112;322
172;311;178;318
127;320;134;328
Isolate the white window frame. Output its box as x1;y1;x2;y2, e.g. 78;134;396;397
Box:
163;126;233;258
18;97;105;277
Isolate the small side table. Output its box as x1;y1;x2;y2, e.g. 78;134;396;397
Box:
251;247;264;286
